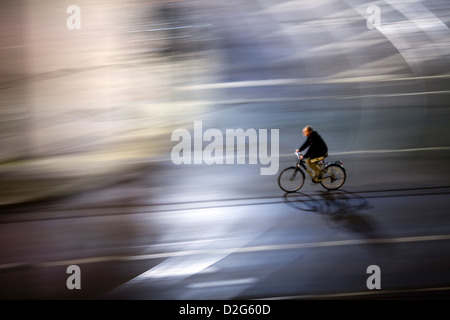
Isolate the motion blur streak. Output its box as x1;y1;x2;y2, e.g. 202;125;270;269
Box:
0;0;449;300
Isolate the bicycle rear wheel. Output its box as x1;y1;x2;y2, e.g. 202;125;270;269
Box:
320;164;346;190
278;166;305;192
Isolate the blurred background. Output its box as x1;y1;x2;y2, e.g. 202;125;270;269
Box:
0;0;449;299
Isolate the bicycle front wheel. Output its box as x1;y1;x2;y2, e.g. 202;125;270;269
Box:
320;164;346;190
278;166;305;193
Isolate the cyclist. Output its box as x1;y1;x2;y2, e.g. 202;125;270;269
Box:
295;125;328;182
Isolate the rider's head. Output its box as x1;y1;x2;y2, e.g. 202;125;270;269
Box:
302;125;313;137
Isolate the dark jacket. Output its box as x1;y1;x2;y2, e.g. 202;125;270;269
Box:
299;131;328;159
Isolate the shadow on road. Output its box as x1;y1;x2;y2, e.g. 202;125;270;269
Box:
282;189;379;236
282;189;369;215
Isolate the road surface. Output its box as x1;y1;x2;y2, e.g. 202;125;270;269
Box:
0;0;449;301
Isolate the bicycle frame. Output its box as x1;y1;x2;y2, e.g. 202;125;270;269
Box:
295;152;344;182
295;152;325;181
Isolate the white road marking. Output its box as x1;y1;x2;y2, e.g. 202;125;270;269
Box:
11;234;450;270
130;259;221;280
206;90;450;104
178;75;450;90
187;278;257;289
151;146;450;164
286;146;450;158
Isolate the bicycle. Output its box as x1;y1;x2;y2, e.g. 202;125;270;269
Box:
278;152;346;192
